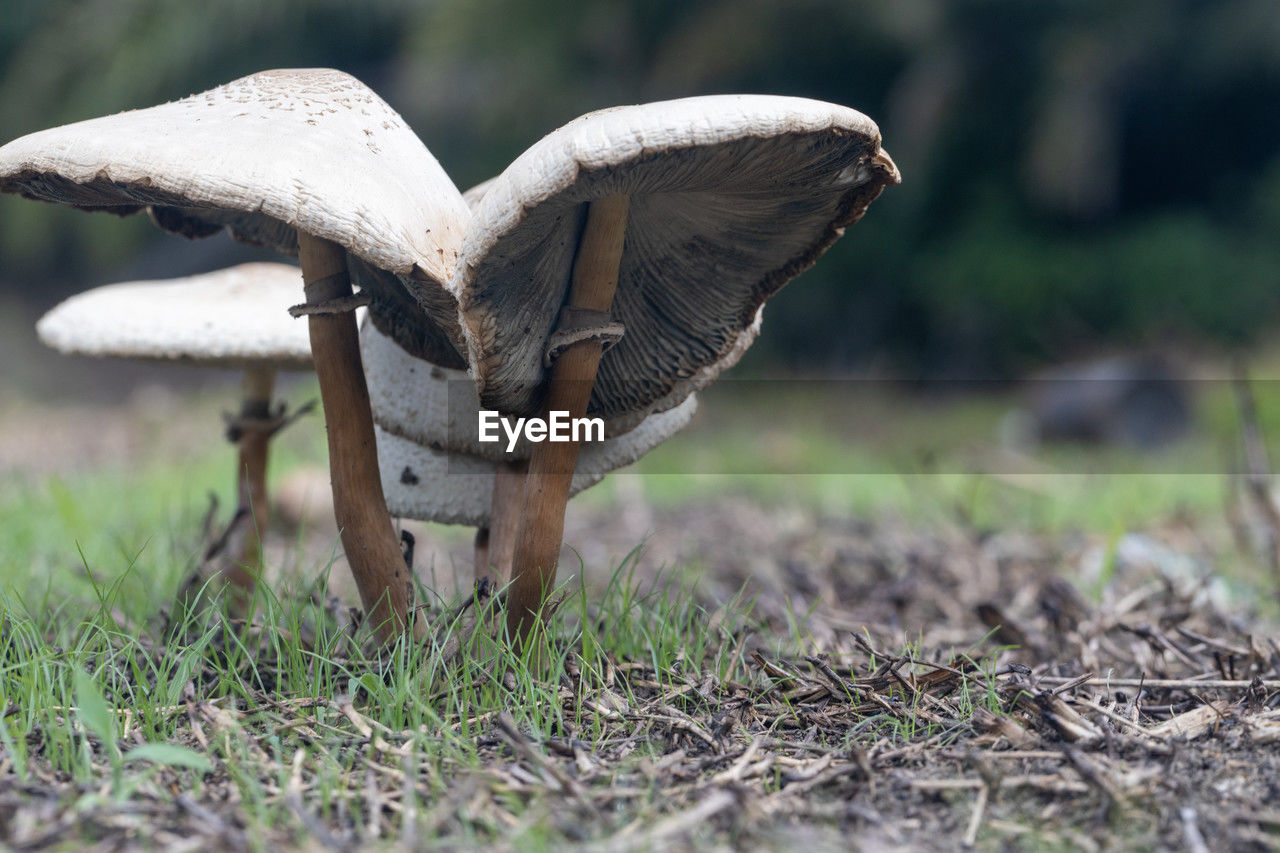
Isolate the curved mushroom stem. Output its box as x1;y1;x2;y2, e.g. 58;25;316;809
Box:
225;364;277;592
483;459;528;586
296;233;414;643
507;194;630;642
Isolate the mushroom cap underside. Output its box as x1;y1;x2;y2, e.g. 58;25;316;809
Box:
37;262;314;369
456;93;901;421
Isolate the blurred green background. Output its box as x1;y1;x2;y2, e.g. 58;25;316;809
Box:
2;0;1280;384
2;0;1280;611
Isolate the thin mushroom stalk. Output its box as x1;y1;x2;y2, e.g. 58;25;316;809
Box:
507;194;630;640
225;364;277;591
484;459;528;586
474;463;526;587
297;233;415;643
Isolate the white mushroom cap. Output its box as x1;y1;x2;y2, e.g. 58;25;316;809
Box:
377;431;503;526
37;262;313;369
362;316;476;452
454;94;900;421
377;393;696;526
0;68;470;365
362;317;679;460
461;177;497;210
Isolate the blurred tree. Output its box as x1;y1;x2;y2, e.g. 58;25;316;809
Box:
2;0;1279;376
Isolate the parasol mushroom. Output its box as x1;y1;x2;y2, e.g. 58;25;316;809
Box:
376;397;697;581
36;262;314;595
454;95;900;637
362;318;696;583
0;69;471;642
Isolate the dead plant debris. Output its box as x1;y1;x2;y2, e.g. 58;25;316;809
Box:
2;500;1278;851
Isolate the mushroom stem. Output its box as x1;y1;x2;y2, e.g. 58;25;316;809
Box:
227;364;277;591
296;233;412;643
485;459;528;585
507;194;630;641
474;526;490;582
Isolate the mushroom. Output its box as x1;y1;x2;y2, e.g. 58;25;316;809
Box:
362;317;696;583
0;69;471;642
454;95;900;637
36;262;314;594
357;177;522;584
375;397;697;577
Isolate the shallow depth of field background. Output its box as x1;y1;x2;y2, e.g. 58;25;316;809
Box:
3;4;1280;850
4;0;1280;593
4;1;1280;385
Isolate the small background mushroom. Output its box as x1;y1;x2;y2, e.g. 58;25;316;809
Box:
36;262;316;602
363;318;697;583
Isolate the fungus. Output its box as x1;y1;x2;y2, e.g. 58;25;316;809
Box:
357;177;525;585
454;95;901;637
362;318;696;584
376;399;697;575
36;262;314;595
0;69;470;641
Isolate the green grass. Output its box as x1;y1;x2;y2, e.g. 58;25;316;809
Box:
0;550;763;839
2;550;1026;848
4;362;1265;612
0;368;1266;644
619;370;1268;533
2;375;1278;846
